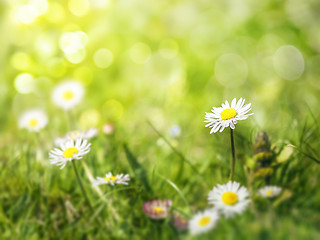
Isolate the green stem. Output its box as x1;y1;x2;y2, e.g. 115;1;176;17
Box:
72;160;93;213
229;128;236;181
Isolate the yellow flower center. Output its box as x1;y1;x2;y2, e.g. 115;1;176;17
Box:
62;147;79;158
63;90;74;100
221;191;238;205
28;119;38;127
153;206;165;214
104;176;118;182
220;108;237;120
266;190;273;197
198;216;211;227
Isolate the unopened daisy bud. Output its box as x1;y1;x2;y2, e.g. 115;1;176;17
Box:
52;80;84;110
142;199;172;220
188;209;219;235
19;109;48;132
102;123;114;135
92;172;130;186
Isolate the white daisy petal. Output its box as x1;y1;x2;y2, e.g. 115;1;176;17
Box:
231;98;237;108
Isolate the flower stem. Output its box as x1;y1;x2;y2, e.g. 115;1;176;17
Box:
229;128;236;181
71;160;94;213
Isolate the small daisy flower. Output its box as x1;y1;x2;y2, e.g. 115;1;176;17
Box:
92;172;130;186
19;109;48;132
172;213;188;231
142;199;172;220
208;181;250;218
52;80;84;110
258;186;282;198
49;138;91;169
188;209;219;235
204;98;253;133
54;128;98;146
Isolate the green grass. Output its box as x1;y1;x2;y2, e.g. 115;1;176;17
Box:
1;118;320;239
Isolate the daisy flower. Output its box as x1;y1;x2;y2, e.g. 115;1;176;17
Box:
92;172;130;186
52;80;84;110
204;98;253;133
189;209;219;235
19;109;48;132
54;128;98;146
49;138;91;169
208;181;250;218
258;186;282;198
142;199;172;220
172;213;188;231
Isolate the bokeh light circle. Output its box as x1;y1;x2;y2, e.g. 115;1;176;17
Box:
214;53;248;88
14;73;35;94
273;45;304;80
130;43;151;64
93;49;113;69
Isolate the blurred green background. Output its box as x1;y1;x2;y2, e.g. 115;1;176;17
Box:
1;0;320;239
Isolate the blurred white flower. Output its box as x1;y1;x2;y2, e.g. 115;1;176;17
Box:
258;186;282;198
49;138;91;169
92;172;130;186
52;80;84;110
19;109;48;132
208;181;250;218
54;128;98;146
204;98;253;133
102;123;114;135
170;125;181;138
188;209;219;235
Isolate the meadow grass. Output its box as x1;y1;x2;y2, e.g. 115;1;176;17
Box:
1;114;320;239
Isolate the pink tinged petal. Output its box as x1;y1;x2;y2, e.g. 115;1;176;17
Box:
230;121;235;129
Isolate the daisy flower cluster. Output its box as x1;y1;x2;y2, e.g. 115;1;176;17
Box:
18;80;84;133
17;90;287;239
188;181;251;235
